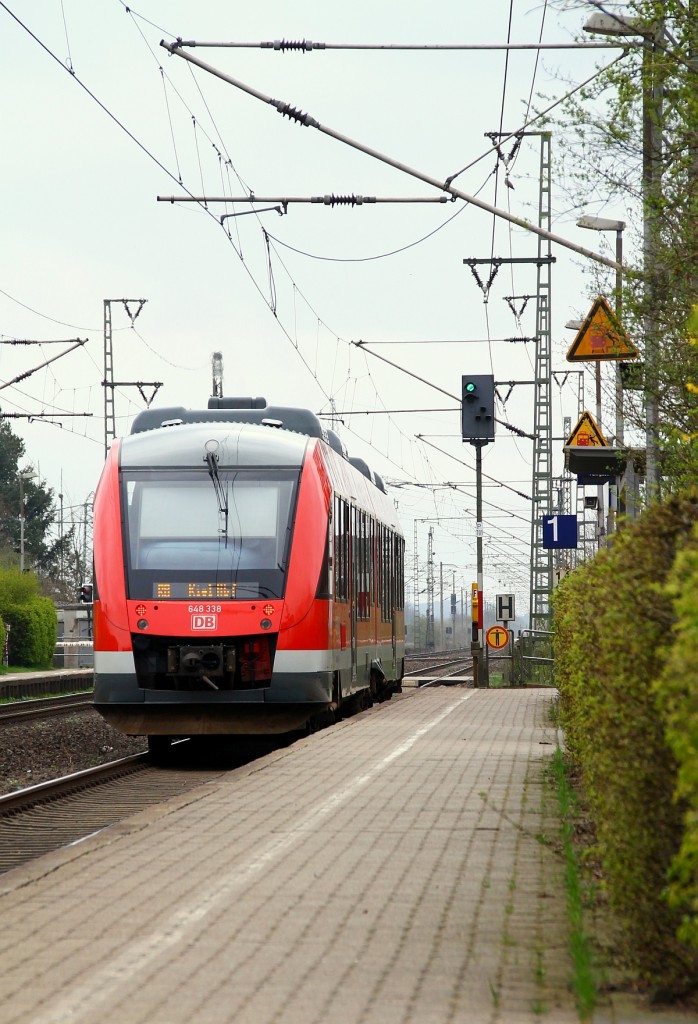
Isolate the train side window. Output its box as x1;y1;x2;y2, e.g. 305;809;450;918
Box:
368;516;375;611
396;535;405;610
334;496;349;602
351;505;358;615
355;509;370;620
316;509;332;599
381;526;389;621
375;522;382;611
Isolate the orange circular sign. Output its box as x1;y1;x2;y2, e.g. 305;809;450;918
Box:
486;625;510;651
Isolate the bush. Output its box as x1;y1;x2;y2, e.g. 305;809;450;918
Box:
4;604;43;666
3;598;56;669
553;494;698;991
0;567;56;669
657;523;698;950
34;597;57;666
0;566;41;609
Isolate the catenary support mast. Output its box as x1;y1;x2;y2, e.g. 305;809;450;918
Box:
529;133;553;631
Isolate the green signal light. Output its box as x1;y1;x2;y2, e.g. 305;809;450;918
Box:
464;381;477;394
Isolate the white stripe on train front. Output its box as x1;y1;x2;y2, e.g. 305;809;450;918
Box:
95;647;399;676
94;650;136;674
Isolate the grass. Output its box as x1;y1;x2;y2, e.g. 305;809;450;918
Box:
0;688;92;704
550;745;597;1021
0;664;49;675
487;670;508;688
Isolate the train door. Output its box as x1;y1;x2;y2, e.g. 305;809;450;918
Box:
391;533;400;668
350;505;358;685
335;495;351;693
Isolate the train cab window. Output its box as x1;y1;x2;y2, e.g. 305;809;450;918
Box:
121;468;299;601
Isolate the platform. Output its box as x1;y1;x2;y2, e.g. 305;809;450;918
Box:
0;687;576;1023
402;674;473;687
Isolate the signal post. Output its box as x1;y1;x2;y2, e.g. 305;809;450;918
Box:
461;375;495;687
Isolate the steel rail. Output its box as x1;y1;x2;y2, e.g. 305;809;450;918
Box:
0;753;149;817
0;692;94;723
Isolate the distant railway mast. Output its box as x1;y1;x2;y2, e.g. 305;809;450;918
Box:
425;527;435;650
212;351;224;398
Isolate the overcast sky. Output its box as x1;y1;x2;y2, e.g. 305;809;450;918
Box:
0;0;636;613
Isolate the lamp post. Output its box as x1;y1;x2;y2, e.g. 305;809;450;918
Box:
584;11;664;498
577;216;626;535
576;216;625;442
438;563;462;649
18;468;37;573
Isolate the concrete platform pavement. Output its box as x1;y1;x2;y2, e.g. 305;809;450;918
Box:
0;687;577;1023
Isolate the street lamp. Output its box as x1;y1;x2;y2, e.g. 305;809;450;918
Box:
18;468;37;573
584;11;664;497
578;216;626;537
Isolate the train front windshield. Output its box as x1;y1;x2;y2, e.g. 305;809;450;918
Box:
121;468;299;601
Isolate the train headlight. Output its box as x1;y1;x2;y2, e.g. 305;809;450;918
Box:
260;618;272;630
137;619;149;630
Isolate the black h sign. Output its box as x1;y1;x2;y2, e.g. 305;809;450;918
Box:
496;593;515;622
461;374;495;442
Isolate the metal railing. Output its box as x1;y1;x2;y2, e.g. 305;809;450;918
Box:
516;628;555;686
54;639;94;669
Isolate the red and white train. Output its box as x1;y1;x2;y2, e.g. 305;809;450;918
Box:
92;398;405;754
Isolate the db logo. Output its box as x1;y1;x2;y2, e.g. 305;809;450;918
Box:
192;614;217;630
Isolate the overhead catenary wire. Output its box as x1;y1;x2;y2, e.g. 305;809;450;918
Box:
0;338;85;346
0;4;338;426
8;0;609;512
159;39;623;272
172;38;625;51
2;0;577;585
414;436;532;503
0;340;87;391
348;341;534;440
157;194;454;205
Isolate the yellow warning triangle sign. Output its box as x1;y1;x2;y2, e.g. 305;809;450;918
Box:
566;410;608;448
566;296;638;362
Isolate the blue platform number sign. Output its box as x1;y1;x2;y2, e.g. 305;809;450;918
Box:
542;514;578;549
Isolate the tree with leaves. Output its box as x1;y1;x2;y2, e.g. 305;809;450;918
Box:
0;417;75;586
549;0;698;496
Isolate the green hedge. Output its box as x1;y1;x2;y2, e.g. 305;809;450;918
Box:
553;494;698;991
0;567;57;669
3;597;56;669
657;522;698;951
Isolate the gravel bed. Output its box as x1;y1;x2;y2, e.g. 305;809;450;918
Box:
0;711;147;796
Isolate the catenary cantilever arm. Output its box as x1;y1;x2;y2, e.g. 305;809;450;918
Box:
159;38;622;272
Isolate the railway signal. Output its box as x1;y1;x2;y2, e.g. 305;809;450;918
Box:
460;375;495;443
461;374;495;687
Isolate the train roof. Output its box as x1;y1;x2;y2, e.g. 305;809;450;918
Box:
126;398;387;494
121;419;310;470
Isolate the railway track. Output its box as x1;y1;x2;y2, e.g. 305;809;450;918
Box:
0;739;273;875
404;654;474;681
0;677;452;875
0;691;94;723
